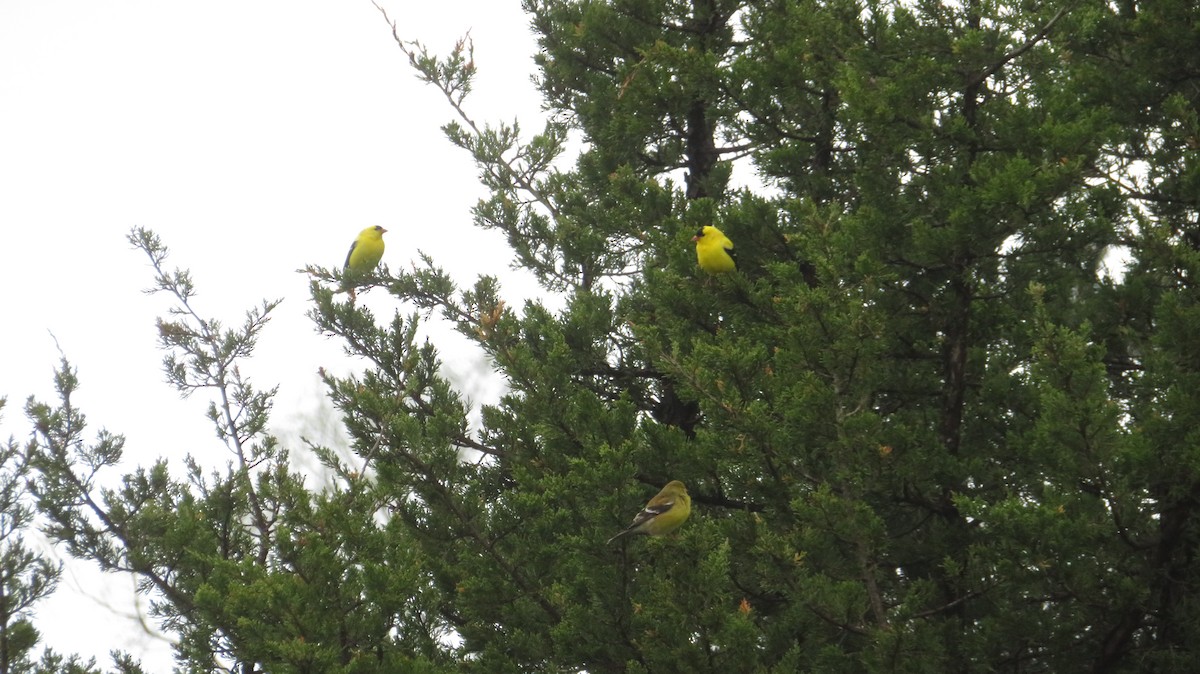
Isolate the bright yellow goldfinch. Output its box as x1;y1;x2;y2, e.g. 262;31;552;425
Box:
607;480;691;544
343;225;387;300
692;225;737;274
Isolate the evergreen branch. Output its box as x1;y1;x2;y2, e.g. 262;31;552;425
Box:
130;228;278;566
372;1;562;224
311;279;503;461
375;424;563;624
965;6;1069;89
909;587;991;620
856;536;889;630
805;604;869;636
24;363;199;621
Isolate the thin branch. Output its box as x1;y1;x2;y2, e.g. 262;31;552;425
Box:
372;1;562;223
966;6;1070;88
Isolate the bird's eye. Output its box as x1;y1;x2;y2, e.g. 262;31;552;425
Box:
375;226;384;232
694;227;706;238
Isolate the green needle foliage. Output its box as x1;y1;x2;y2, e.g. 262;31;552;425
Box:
17;1;1200;672
0;399;144;674
25;231;451;674
0;398;57;674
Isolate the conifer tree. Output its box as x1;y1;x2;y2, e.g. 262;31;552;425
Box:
321;0;1199;670
19;1;1200;672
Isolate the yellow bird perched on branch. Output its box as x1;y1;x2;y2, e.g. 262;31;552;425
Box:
607;480;691;544
343;225;387;300
692;225;737;274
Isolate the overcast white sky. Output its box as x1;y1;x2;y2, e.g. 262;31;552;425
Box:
0;1;546;668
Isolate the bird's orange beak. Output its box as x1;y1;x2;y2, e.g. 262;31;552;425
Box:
380;227;389;234
691;234;701;241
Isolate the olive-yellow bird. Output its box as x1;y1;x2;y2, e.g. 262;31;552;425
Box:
692;225;737;274
607;480;691;544
343;226;387;300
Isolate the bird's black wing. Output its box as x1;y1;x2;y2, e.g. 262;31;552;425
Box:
629;498;675;528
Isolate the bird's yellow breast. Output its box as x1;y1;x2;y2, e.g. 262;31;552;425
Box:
345;226;387;274
694;225;736;274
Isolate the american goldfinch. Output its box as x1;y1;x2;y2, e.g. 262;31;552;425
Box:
607;480;691;544
343;226;387;300
692;225;737;274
